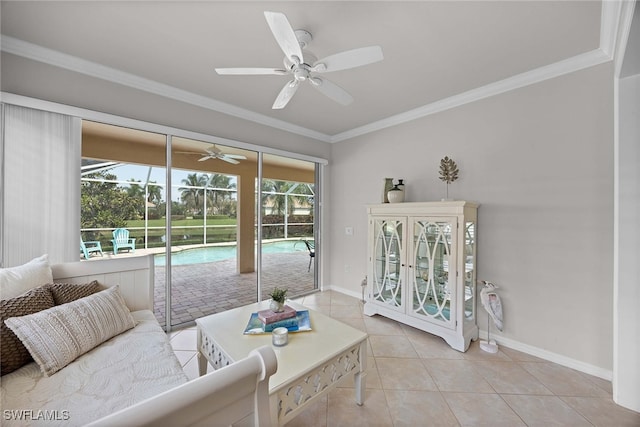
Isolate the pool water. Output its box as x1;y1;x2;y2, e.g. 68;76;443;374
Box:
154;240;305;266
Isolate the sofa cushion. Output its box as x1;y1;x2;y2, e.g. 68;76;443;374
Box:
49;281;102;305
0;254;53;299
1;285;56;376
5;286;135;376
0;310;188;426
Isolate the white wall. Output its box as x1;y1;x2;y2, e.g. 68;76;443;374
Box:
614;72;640;411
328;62;614;373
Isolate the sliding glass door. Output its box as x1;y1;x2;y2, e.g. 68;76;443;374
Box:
167;137;258;327
81;120;168;322
259;154;318;301
81;120;320;329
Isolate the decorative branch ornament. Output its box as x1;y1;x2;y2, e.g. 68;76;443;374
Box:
439;156;459;200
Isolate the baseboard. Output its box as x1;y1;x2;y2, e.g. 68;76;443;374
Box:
326;285;613;381
327;284;366;302
478;329;613;381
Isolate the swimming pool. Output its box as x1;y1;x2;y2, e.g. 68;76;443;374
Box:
154;240;305;266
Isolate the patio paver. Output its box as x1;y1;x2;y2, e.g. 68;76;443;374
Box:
153;251;315;327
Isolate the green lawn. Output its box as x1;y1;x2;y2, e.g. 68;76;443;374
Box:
126;218;237;228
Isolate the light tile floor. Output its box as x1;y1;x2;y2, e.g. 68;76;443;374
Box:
168;290;640;427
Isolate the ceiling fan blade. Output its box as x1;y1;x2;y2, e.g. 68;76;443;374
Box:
215;67;287;75
272;80;300;109
264;11;303;64
312;46;384;73
309;77;354;105
220;156;241;165
224;154;247;160
198;155;214;162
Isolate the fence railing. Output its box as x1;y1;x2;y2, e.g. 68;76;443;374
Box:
81;221;313;251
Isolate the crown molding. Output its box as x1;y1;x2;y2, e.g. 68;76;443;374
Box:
329;48;611;143
330;0;627;143
1;0;623;145
0;36;333;143
612;0;637;77
600;0;624;58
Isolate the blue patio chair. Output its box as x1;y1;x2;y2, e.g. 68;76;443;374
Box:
111;228;136;255
81;238;103;259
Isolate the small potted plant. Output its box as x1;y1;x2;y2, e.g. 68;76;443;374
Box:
269;287;288;313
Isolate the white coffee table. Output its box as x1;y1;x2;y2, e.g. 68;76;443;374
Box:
196;300;368;426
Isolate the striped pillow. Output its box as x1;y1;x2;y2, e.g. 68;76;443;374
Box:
4;285;135;377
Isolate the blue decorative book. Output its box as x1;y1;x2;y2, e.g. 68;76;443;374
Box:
244;310;311;335
263;316;298;332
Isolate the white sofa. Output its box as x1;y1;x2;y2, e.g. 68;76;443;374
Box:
1;255;276;427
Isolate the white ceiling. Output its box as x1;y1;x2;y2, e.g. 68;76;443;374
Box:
0;1;617;143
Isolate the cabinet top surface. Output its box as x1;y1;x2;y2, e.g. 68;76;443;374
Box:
366;200;479;211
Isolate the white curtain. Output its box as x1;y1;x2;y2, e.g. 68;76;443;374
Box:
1;104;81;267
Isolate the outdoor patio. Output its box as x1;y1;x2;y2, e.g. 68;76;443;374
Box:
86;245;316;327
153;251;315;327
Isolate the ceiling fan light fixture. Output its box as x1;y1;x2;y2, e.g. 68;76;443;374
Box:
293;67;310;81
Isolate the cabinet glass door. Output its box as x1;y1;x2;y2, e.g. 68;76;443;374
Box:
464;221;476;320
412;219;456;327
371;218;404;308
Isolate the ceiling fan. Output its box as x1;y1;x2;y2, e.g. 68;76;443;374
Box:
177;146;247;165
215;11;384;109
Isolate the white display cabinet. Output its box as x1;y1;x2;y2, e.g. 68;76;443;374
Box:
364;201;479;351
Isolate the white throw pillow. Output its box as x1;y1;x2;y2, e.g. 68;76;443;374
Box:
0;254;53;299
4;285;136;376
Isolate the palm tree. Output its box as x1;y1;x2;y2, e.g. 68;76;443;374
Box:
262;180;313;216
289;183;314;215
208;174;236;214
261;180;289;216
146;181;163;206
125;179;144;198
125;179;145;217
179;173;208;215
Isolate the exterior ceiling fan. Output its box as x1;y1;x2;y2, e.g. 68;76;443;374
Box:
215;11;384;109
177;146;246;165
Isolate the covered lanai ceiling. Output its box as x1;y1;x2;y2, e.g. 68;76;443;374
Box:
0;1;625;142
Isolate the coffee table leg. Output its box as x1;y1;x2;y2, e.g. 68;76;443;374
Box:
269;394;279;426
196;327;207;376
354;340;367;406
197;351;207;376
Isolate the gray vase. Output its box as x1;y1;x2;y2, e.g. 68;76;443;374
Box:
383;178;394;203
